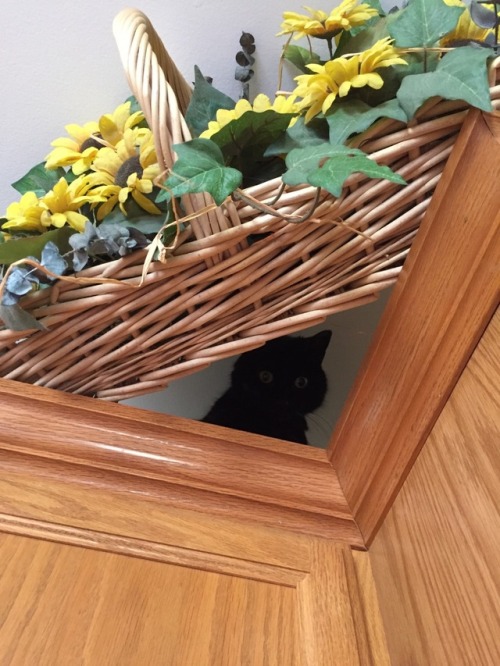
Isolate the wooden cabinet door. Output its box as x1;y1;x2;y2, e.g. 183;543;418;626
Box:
0;511;386;665
0;380;387;665
1;533;302;665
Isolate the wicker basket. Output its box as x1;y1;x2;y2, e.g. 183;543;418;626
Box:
1;9;499;400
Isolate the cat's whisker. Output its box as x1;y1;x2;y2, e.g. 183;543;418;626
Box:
307;411;334;443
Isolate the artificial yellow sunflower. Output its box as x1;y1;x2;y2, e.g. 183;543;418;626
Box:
45;101;145;175
200;94;299;139
45;121;102;175
359;36;408;73
277;1;379;40
88;128;161;220
2;191;46;233
441;0;493;46
294;38;407;122
98;101;145;146
39;177;105;232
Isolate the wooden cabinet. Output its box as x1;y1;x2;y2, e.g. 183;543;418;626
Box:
0;112;498;664
0;532;392;665
0;419;387;664
370;310;500;665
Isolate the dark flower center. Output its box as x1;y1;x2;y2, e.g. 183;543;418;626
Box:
80;133;105;151
115;155;143;187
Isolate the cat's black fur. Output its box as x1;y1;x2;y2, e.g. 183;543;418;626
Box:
202;330;332;444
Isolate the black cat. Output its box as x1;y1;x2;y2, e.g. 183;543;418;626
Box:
202;330;331;444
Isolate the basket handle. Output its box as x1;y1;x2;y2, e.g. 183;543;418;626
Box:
113;9;240;248
113;8;193;171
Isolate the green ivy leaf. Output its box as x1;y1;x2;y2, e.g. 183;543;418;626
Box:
327;98;408;145
124;216;166;235
388;0;464;47
283;44;321;72
185;66;235;137
334;14;393;56
283;144;406;197
348;0;385;37
11;162;66;197
347;51;439;108
0;304;46;331
0;227;74;266
161;139;242;206
264;117;328;157
209;109;295;170
397;46;493;118
100;205;165;236
125;95;143;115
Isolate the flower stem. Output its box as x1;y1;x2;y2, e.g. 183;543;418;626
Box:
327;37;334;60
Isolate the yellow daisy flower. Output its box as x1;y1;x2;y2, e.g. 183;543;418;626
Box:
277;1;379;40
45;121;102;175
88;128;161;220
294;38;407;122
200;94;300;139
2;191;46;233
98;101;145;146
441;0;493;46
39;177;105;232
44;102;145;175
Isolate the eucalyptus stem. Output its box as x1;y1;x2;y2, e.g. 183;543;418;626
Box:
327;36;334;60
496;3;499;55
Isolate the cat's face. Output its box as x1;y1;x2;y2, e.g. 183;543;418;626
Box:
231;331;331;417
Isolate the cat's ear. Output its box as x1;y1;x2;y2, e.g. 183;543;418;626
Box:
309;330;332;361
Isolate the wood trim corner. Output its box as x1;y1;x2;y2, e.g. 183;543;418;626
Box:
0;111;498;556
0;378;362;546
328;109;500;544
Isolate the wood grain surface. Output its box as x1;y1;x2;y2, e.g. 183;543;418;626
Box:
0;532;387;665
0;378;361;545
329;109;500;543
0;533;301;666
370;309;500;665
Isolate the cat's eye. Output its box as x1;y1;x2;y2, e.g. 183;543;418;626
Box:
294;376;308;389
259;370;274;384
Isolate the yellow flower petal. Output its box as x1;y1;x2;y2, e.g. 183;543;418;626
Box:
65;211;88;232
293;36;406;122
132;190;162;215
440;4;493;45
2;191;45;233
277;0;378;38
99;115;123;146
252;94;273;112
98;101;145;145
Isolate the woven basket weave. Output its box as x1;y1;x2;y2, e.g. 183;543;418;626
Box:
1;9;499;400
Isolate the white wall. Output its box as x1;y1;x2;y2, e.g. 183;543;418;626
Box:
0;0;395;209
0;0;320;208
1;1;394;446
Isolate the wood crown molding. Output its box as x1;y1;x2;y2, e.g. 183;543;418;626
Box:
328;109;500;544
0;378;362;546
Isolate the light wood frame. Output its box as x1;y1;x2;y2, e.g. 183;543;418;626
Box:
0;109;499;550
